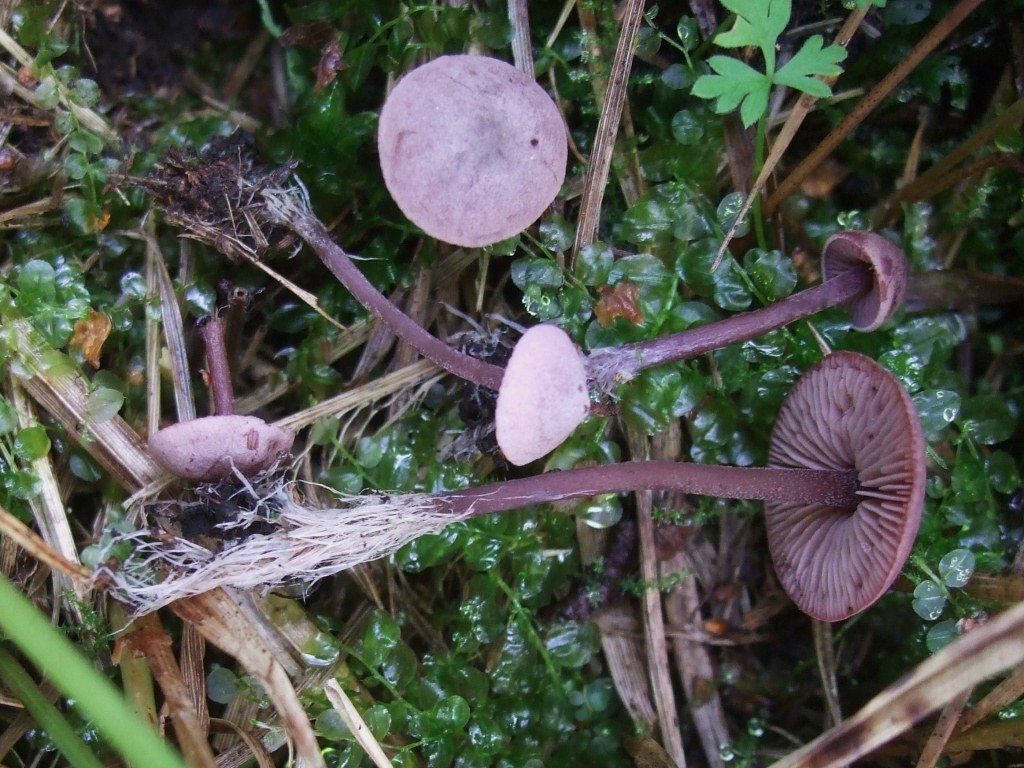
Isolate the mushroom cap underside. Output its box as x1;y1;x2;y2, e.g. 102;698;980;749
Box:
765;351;925;622
822;230;908;332
149;415;296;482
494;325;590;466
377;54;568;248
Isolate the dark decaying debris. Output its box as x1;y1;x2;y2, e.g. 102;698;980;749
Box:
124;133;296;261
146;471;285;548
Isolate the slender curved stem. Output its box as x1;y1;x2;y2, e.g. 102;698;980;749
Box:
284;210;506;390
198;314;235;416
434;460;859;518
588;267;871;384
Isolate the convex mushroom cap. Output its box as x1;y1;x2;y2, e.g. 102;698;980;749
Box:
495;325;590;466
765;351;926;622
378;54;568;247
149;415;295;482
822;230;907;331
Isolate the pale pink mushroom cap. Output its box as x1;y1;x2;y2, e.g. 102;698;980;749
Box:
822;231;908;332
149;415;296;482
377;55;568;247
765;351;926;622
495;325;590;466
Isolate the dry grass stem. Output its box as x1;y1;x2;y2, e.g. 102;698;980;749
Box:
571;0;647;259
277;358;440;432
769;600;1024;767
6;316;163;490
0;502;92;583
764;0;987;217
323;679;392;768
119;614;218;768
170;589;325;768
626;431;686;767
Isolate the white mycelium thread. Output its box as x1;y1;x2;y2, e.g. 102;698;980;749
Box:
100;482;475;615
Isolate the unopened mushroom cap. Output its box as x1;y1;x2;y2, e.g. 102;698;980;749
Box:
765;351;925;622
378;55;568;248
822;230;908;332
149;415;296;482
495;325;590;466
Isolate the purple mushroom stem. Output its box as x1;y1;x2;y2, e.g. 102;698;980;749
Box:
198;312;236;417
430;460;860;518
284;211;506;391
616;268;869;376
587;231;906;388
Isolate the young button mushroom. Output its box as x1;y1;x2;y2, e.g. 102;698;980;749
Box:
586;230;908;389
377;55;568;247
149;314;295;482
764;350;926;622
493;324;590;466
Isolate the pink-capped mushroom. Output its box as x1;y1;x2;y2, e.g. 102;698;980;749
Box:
148;314;295;482
377;54;568;247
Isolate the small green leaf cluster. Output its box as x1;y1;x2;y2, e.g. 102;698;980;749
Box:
691;0;848;127
909;548;980;652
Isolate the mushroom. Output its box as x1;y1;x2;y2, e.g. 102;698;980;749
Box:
586;230;908;388
377;55;568;247
496;231;908;464
442;352;925;619
263;194;908;468
765;350;926;621
493;324;590;466
148;314;295;482
120;353;924;622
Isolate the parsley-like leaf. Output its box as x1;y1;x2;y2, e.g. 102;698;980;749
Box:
774;35;847;96
691;57;769;129
691;0;848;127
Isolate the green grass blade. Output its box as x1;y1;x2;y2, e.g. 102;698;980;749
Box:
0;645;105;768
0;575;187;768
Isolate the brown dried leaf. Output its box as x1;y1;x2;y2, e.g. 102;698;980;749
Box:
595;281;644;327
70;308;112;368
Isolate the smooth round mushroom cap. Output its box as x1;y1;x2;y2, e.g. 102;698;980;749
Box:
822;230;908;332
377;55;568;247
495;325;590;466
765;351;925;622
149;415;296;482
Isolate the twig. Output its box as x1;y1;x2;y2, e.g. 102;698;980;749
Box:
571;0;647;259
769;599;1024;768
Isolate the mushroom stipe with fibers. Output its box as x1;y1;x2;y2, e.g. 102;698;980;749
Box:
106;352;923;621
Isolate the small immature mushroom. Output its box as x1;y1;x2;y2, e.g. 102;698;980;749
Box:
765;350;925;621
149;314;295;482
494;325;590;466
586;230;908;388
377;55;568;247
